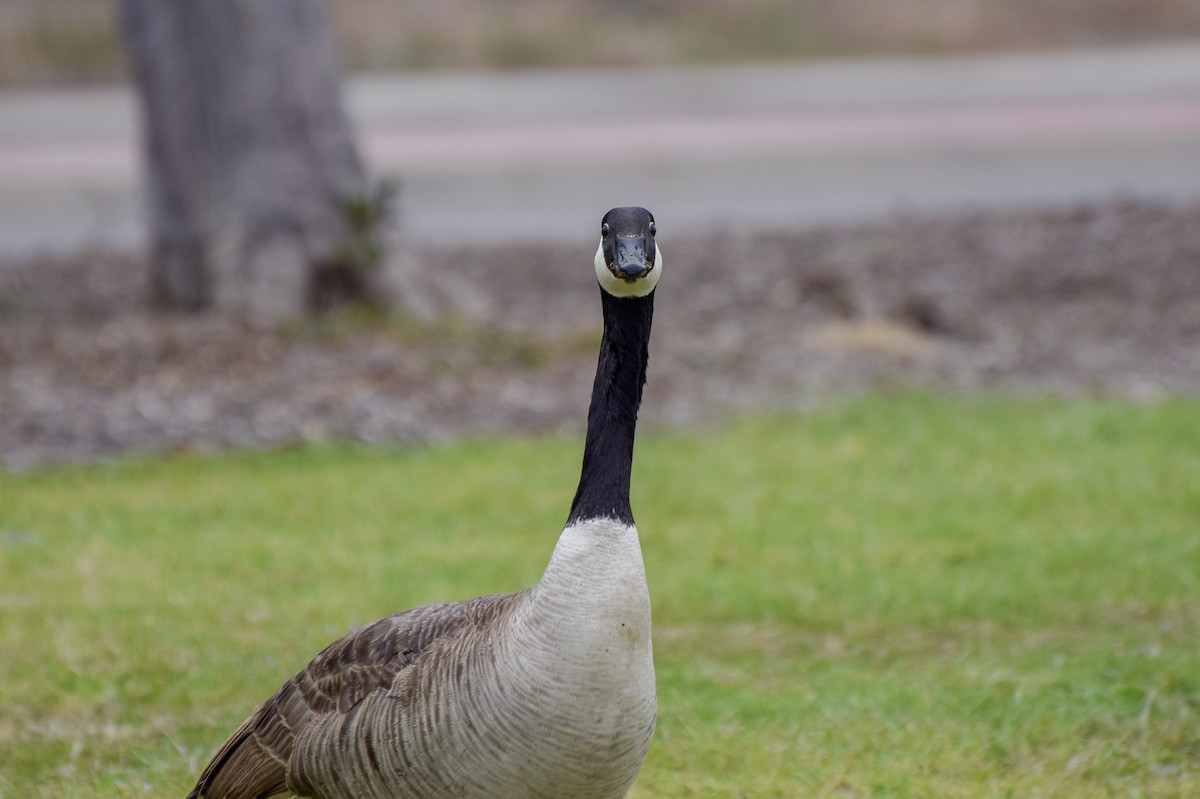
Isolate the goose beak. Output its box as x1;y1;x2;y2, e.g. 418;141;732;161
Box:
611;236;653;280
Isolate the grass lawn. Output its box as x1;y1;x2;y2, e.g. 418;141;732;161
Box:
1;394;1197;797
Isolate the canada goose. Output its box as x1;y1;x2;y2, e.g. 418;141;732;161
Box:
188;207;662;799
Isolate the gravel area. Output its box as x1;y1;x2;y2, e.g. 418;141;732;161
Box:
2;198;1198;468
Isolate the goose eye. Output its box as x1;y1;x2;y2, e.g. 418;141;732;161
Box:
601;223;610;239
649;222;656;238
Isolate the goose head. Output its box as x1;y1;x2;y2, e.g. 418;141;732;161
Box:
594;207;661;298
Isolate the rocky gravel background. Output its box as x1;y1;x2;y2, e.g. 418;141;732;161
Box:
2;198;1198;468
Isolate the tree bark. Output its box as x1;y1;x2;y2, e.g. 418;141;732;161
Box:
118;0;371;319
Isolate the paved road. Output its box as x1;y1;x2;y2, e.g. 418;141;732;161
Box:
2;43;1200;252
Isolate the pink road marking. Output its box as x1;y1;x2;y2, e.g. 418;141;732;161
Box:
0;141;136;182
1;96;1198;182
362;97;1200;170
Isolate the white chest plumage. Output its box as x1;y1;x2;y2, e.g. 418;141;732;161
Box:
522;517;655;702
491;518;657;798
530;518;653;644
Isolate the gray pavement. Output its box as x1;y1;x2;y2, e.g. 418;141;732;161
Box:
2;43;1200;253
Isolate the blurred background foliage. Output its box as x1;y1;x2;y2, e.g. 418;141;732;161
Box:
4;0;1200;86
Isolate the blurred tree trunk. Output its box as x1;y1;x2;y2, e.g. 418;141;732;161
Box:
118;0;376;319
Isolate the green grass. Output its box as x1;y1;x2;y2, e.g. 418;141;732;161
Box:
1;394;1197;797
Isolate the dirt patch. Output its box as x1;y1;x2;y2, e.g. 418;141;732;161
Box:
2;197;1198;468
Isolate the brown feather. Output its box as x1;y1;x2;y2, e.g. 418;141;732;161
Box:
188;592;526;798
186;711;286;799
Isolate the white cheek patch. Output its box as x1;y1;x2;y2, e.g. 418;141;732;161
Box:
595;242;662;298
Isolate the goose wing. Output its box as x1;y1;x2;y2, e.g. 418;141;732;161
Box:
187;591;524;799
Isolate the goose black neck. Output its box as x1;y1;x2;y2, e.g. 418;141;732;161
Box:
566;288;655;526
